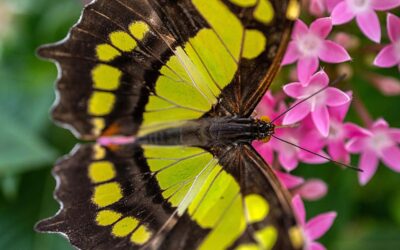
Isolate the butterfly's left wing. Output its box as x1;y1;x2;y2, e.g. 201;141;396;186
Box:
36;143;303;250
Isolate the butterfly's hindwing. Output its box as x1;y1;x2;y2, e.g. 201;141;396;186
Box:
37;143;302;250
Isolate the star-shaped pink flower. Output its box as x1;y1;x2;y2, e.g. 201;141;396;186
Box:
270;124;328;171
292;195;337;250
374;13;400;71
282;18;351;82
346;118;400;185
331;0;400;43
282;70;351;137
325;95;370;163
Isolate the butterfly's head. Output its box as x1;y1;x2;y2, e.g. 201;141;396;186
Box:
256;116;275;143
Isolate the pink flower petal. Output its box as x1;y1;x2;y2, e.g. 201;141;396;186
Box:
325;87;351;107
328;93;352;121
305;212;337;241
293;19;309;39
328;140;350;163
346;138;366;153
358;150;379;185
389;128;400;143
282;41;300;65
309;70;330;88
279;152;299;171
283;82;304;98
301;150;330;164
312;105;330;137
381;146;400;172
372;118;389;129
343;123;371;138
373;45;398;68
275;171;304;189
301;130;325;150
326;0;343;12
371;0;400;11
298;57;320;83
331;2;355;25
356;10;381;43
387;13;400;43
310;17;333;39
309;241;327;250
292;195;306;226
283;102;311;125
298;179;328;201
253;141;274;165
320;41;351;63
310;0;326;16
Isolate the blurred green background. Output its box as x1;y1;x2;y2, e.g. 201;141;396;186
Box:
0;0;399;249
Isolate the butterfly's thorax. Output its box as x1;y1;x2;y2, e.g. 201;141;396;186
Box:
137;117;275;146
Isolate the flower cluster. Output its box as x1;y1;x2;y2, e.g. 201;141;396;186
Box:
254;1;400;248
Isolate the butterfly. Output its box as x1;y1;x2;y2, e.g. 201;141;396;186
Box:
36;0;303;249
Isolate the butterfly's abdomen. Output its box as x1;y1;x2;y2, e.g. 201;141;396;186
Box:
137;117;274;146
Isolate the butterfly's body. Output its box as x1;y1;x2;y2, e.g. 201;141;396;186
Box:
36;0;304;249
138;117;275;146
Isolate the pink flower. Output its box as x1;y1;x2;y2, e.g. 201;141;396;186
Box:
369;73;400;96
292;195;337;250
282;18;351;82
325;96;369;163
346;118;400;185
374;14;400;70
270;123;328;171
276;171;328;200
331;0;400;43
282;70;351;137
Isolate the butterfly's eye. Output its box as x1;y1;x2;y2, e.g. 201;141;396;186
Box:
256;117;275;142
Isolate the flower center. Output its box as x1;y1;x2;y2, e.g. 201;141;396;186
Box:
296;33;322;57
346;0;371;14
328;120;344;140
367;130;394;152
302;85;326;110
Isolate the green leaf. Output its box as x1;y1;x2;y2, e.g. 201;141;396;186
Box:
0;174;20;201
0;113;56;175
0;169;72;250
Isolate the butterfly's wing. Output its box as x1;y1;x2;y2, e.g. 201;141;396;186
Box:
36;143;303;250
40;0;297;140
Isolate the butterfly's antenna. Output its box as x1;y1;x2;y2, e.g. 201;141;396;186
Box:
271;74;347;124
275;123;300;129
271;135;362;172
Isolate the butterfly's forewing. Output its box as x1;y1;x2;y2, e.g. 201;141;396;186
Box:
37;143;302;249
40;0;296;139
